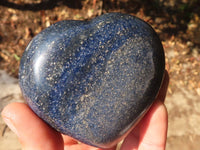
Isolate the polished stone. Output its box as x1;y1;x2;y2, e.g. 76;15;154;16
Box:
19;13;165;148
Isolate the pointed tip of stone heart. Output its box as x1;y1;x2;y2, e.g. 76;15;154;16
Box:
19;12;165;148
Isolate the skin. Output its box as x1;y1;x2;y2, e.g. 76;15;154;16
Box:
1;71;169;150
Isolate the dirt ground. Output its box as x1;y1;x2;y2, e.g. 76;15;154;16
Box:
0;0;200;150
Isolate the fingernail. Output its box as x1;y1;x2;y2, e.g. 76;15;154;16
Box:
2;116;19;137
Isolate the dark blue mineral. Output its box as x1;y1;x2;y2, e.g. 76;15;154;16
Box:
19;13;165;148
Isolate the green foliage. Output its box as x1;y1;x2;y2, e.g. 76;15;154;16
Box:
13;54;20;61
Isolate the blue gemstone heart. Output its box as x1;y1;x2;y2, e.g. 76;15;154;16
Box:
19;13;165;148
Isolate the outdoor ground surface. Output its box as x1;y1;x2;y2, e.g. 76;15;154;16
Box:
0;0;200;150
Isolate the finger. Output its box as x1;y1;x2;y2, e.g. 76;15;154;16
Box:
121;71;169;150
121;101;168;150
1;102;64;150
62;134;78;145
120;123;140;149
138;100;168;150
64;143;102;150
65;143;116;150
62;134;116;150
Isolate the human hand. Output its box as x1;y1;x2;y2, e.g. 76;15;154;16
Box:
1;71;169;150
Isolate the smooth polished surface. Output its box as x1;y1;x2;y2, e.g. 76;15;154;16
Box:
19;13;165;148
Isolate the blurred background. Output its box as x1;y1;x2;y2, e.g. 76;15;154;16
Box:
0;0;200;149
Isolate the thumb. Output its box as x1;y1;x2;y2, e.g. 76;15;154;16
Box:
1;102;64;150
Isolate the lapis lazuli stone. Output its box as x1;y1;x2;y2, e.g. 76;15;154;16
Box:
19;13;165;148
